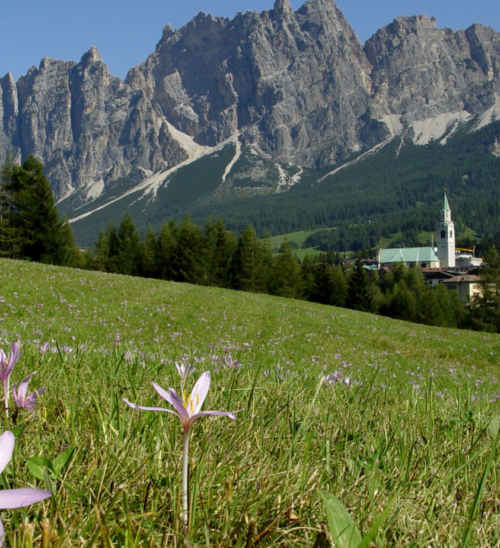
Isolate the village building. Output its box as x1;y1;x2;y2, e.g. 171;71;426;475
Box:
378;192;474;272
443;274;483;302
377;193;484;302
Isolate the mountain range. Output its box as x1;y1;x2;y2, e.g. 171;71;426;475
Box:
1;0;500;244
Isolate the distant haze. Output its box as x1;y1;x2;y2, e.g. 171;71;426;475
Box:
2;0;499;79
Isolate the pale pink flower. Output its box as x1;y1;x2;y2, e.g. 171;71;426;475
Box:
0;431;51;546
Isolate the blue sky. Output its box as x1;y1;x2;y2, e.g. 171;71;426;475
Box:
2;0;499;80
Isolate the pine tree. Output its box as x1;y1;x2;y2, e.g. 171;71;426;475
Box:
116;212;142;276
142;226;159;278
330;264;347;307
346;258;376;313
203;218;237;288
9;155;72;264
474;245;500;331
268;240;303;299
170;216;203;284
0;154;20;258
157;220;177;280
54;215;82;267
232;226;268;293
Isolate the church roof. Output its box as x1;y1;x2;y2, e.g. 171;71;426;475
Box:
443;192;450;211
379;247;439;264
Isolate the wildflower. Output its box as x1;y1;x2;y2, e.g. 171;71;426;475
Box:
223;354;241;370
0;342;21;417
175;360;195;384
12;373;46;411
0;431;51;546
39;343;50;355
123;371;239;528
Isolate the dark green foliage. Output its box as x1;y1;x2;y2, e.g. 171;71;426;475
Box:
82;211;500;334
116;212;142;276
1;155;81;265
169;216;204;285
231;226;270;293
10;156;63;262
346;258;376;313
157;220;177;280
0;154;21;258
184;121;500;250
471;246;500;332
268;240;303;299
141;226;159;278
203;218;237;288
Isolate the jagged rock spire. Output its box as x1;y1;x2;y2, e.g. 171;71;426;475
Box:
273;0;294;18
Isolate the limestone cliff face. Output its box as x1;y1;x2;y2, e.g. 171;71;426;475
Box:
134;0;373;167
365;15;500;126
0;0;500;204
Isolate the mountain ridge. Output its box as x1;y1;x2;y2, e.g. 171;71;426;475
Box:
1;0;500;240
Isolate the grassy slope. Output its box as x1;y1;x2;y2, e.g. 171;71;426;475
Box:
1;259;500;546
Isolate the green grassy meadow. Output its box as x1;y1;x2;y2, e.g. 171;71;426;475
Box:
1;259;500;546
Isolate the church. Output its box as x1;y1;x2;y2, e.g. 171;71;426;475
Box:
377;193;456;270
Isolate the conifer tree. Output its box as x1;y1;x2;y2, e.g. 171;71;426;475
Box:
346;258;376;313
330;264;347;307
170;216;203;284
0;154;20;258
308;255;336;305
141;226;159;278
8;155;78;264
268;240;303;299
203;218;236;288
116;212;142;275
232;226;268;293
54;215;82;267
157;220;177;280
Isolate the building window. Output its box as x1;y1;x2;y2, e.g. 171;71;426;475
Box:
441;230;445;239
450;230;453;238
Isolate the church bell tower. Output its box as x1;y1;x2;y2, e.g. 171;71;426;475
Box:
437;192;455;268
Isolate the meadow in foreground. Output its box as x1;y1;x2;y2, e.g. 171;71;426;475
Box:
0;259;500;546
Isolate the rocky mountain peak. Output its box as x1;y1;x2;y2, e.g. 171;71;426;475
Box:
272;0;294;19
390;14;437;35
0;0;499;212
80;46;104;66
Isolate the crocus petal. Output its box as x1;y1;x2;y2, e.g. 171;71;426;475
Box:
0;350;5;366
7;341;21;371
122;399;180;417
188;371;211;415
15;372;36;400
0;432;14;475
0;488;51;509
152;384;190;422
188;409;239;428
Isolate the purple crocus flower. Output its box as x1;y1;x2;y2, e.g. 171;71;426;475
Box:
223;354;241;370
0;431;51;546
124;371;237;434
0;342;21;417
12;373;46;411
124;371;239;528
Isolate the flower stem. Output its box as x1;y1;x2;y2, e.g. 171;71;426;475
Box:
4;378;9;418
182;429;190;529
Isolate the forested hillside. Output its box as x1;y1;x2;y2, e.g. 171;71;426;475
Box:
183;121;500;247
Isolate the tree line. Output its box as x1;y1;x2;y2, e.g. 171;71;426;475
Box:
86;212;492;331
2;155;500;333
